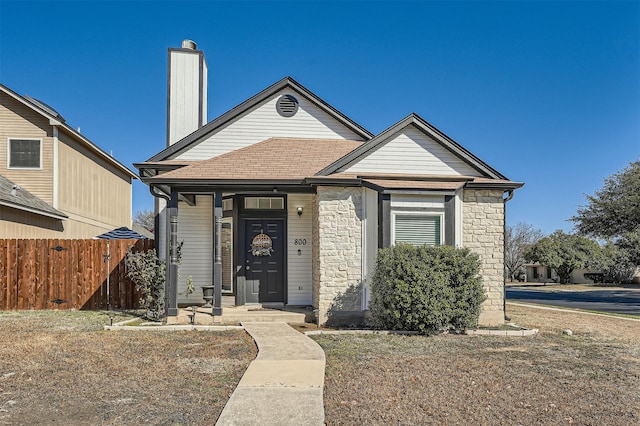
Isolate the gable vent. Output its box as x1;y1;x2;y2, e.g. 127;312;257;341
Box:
276;94;299;117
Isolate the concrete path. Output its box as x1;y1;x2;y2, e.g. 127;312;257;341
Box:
216;322;326;426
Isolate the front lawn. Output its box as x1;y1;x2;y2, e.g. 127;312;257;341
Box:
0;310;256;424
313;304;640;425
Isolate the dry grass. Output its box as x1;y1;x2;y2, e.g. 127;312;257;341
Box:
313;304;640;425
3;305;639;425
0;310;256;425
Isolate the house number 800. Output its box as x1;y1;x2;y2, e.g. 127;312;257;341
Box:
294;239;307;245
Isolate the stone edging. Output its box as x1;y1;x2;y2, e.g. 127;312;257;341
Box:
305;328;538;337
465;328;538;336
304;329;419;336
104;324;244;331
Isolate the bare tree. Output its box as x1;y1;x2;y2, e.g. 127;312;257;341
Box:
505;223;544;281
133;209;155;232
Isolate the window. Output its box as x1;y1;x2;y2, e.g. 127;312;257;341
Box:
8;139;41;169
244;197;284;210
393;212;443;246
221;219;233;293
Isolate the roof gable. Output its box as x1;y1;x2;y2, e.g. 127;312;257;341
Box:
148;77;373;162
318;113;508;180
0;84;137;179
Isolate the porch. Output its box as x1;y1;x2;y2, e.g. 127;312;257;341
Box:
167;296;313;325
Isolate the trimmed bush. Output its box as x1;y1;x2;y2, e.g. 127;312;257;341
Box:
369;243;486;335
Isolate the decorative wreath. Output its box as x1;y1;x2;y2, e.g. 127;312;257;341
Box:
250;233;274;257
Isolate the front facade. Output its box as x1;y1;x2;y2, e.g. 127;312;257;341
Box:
136;41;523;326
0;84;137;238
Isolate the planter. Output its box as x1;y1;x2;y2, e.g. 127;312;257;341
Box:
201;285;215;308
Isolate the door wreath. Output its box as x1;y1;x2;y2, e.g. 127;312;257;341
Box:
250;231;274;256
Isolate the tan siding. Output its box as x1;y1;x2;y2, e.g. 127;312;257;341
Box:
344;125;482;176
176;89;364;160
0;207;63;238
57;130;132;231
287;194;313;305
0;206;119;239
0;92;54;204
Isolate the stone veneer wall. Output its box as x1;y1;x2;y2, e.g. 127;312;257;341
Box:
463;189;505;326
312;187;363;325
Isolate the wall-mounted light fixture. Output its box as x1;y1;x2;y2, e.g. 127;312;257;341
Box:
297;206;303;216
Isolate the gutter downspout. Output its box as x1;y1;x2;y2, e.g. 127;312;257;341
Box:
503;189;514;321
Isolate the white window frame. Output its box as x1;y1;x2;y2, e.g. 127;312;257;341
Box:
244;197;285;210
221;217;234;294
7;138;43;170
391;210;445;246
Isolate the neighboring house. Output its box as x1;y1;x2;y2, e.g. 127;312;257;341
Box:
525;263;640;284
1;84;137;238
135;40;524;326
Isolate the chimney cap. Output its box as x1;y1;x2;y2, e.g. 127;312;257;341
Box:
181;39;197;50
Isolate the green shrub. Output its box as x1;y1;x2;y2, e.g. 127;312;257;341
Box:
369;243;486;334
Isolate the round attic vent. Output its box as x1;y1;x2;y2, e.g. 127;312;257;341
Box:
276;95;299;117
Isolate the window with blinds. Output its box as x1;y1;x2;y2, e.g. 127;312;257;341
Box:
393;214;442;246
9;139;41;168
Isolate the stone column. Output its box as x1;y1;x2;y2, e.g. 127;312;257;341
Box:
313;187;363;325
462;189;505;326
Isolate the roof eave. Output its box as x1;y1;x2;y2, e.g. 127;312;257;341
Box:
0;200;68;220
464;181;525;191
304;177;363;187
144;177;308;186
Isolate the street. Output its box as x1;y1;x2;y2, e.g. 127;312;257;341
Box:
506;287;640;316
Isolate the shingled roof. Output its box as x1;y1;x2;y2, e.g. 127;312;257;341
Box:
150;138;364;182
0;174;67;220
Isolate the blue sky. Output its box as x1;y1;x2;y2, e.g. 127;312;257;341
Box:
1;0;638;235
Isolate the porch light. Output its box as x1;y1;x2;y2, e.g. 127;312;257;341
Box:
297;206;303;216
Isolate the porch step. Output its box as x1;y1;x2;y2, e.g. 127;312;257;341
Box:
214;309;309;324
170;306;313;325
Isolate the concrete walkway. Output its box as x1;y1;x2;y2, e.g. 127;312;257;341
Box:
216;322;326;426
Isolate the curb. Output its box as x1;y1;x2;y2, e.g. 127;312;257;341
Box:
507;302;640;322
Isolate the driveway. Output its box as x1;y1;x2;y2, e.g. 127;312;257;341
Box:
506;287;640;316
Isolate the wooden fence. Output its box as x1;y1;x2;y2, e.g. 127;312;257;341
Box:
0;239;154;311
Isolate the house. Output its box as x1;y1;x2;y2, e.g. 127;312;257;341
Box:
524;263;640;284
135;40;523;326
0;84;137;238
